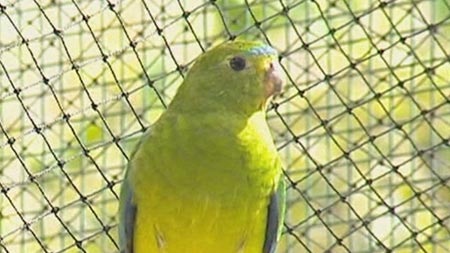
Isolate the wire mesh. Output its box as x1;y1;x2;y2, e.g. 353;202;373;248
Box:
0;0;449;252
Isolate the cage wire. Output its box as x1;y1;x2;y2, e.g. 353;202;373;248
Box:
0;0;449;252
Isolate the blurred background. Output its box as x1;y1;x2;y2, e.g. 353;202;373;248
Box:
0;0;449;252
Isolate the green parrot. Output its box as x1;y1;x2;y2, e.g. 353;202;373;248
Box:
118;40;285;253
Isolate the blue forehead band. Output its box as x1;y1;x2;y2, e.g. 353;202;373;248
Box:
247;44;277;56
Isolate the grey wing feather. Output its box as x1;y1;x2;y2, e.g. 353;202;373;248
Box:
119;175;137;253
263;176;286;253
119;134;148;253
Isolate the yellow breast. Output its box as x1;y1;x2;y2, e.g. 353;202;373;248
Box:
133;181;269;253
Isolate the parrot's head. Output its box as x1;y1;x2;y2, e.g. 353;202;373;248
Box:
172;40;283;114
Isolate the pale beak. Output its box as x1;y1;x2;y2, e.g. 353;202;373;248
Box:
264;61;283;98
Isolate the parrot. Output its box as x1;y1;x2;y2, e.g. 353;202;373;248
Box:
118;40;286;253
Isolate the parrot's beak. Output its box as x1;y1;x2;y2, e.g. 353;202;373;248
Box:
264;61;283;98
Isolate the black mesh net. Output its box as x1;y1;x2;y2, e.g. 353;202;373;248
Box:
0;0;449;252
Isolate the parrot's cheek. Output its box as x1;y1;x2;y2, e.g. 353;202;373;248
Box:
264;61;283;98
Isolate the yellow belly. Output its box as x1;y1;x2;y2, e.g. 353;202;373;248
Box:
134;186;268;253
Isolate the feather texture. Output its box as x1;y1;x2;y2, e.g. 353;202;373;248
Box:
118;40;285;253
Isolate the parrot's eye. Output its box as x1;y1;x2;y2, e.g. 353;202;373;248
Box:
229;56;246;71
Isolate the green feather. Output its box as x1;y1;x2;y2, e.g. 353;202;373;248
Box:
118;40;285;253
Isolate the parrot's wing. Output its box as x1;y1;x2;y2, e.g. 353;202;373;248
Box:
118;174;137;253
263;174;286;253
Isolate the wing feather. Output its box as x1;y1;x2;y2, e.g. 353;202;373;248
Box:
263;175;286;253
119;175;137;253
